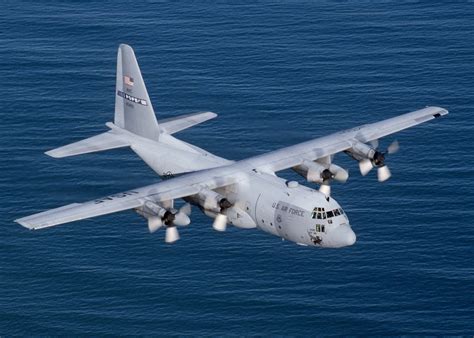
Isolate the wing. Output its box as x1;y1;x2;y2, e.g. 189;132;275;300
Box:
244;106;448;172
17;106;447;230
15;168;243;230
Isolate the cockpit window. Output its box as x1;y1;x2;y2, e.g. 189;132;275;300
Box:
311;207;346;219
311;207;327;219
312;207;345;219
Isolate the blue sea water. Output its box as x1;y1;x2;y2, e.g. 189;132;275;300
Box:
1;1;473;335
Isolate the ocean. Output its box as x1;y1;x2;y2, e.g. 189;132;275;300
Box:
1;1;473;335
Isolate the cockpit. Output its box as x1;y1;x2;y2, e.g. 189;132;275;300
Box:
310;207;345;220
309;204;355;247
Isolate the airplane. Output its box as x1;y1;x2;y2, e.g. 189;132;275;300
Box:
15;44;449;248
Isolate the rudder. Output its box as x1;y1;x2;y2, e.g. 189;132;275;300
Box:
115;44;160;141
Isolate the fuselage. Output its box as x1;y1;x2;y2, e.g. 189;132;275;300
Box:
132;133;356;248
218;172;356;248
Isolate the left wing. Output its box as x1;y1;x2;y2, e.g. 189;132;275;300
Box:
15;169;242;230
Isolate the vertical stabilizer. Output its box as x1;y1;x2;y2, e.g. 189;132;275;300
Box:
115;44;160;141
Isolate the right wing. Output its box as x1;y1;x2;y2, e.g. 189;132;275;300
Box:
243;106;448;173
15;167;242;230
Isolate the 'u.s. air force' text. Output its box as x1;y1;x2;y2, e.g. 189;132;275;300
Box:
271;202;305;217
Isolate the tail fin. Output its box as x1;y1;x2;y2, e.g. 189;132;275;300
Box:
115;44;160;141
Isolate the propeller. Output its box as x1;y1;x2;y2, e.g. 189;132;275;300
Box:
358;140;399;182
148;216;163;233
359;159;373;176
319;183;331;197
165;226;180;243
212;214;228;232
212;198;232;232
147;203;192;243
377;165;391;182
317;164;348;197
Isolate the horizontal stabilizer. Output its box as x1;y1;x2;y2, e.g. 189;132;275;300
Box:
46;130;130;158
159;112;217;135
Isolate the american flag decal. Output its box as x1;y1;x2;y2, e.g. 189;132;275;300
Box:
124;75;134;86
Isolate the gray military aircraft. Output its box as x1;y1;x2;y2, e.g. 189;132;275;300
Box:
16;44;449;248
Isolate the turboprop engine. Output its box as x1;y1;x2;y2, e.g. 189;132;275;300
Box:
137;200;191;243
189;189;233;231
293;160;348;196
187;189;256;231
345;140;399;182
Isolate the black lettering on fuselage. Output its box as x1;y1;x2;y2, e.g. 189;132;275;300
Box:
288;208;305;217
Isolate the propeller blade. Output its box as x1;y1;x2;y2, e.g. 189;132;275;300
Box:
359;159;373;176
319;183;331;196
148;216;163;233
165;226;180;243
370;139;379;149
173;210;191;227
212;213;227;232
387;140;400;154
377;165;391;182
179;203;192;216
330;165;349;183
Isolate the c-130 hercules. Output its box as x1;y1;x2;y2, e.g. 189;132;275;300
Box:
16;44;448;248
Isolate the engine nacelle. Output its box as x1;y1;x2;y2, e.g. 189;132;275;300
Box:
293;160;348;183
346;141;376;161
140;200;167;218
293;160;326;183
191;189;231;213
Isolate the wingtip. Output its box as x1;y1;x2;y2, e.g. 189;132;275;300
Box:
44;149;62;158
14;218;35;230
119;43;132;50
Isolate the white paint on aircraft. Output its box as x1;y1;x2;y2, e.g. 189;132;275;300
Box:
15;44;449;249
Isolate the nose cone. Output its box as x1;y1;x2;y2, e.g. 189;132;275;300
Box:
344;226;357;246
326;224;356;248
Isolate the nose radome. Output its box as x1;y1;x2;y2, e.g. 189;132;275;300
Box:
344;227;356;246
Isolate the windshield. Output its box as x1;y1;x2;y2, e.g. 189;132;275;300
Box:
311;207;344;220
